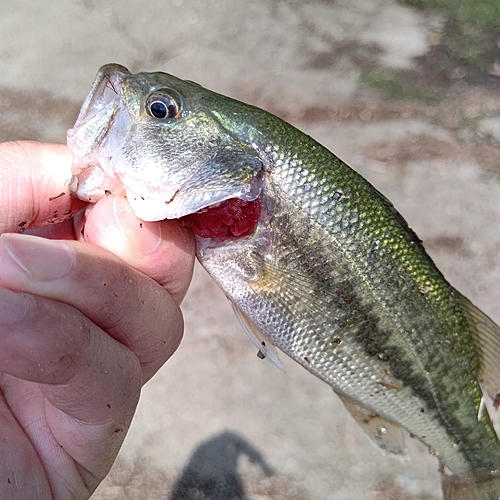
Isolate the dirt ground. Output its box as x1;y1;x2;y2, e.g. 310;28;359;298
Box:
1;1;500;499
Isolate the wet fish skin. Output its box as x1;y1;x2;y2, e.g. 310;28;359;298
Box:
68;65;500;499
199;106;500;477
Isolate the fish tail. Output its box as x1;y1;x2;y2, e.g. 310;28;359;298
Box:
443;474;500;499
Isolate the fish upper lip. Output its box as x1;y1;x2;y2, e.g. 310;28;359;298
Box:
74;64;130;130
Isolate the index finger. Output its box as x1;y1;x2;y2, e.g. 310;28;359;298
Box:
0;141;87;234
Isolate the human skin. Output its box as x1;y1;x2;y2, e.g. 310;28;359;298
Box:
0;141;195;499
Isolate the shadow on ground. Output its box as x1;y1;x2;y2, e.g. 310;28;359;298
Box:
170;431;274;500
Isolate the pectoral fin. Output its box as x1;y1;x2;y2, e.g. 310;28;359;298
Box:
339;393;407;457
247;257;353;325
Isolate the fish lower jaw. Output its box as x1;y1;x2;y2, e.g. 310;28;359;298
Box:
69;160;127;203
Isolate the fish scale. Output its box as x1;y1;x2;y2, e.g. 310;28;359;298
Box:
210;97;500;481
68;64;500;498
258;130;495;473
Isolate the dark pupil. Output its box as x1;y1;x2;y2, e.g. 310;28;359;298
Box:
150;100;175;119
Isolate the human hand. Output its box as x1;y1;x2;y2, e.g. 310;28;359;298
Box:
0;141;195;499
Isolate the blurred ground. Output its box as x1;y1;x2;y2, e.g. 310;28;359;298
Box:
2;0;500;499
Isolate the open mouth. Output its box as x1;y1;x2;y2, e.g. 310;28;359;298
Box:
67;65;135;203
67;64;131;162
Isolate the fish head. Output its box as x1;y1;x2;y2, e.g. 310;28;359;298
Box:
68;64;264;222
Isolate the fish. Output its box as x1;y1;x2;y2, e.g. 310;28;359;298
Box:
67;63;500;499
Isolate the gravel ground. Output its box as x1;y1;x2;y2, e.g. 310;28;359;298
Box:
1;1;500;498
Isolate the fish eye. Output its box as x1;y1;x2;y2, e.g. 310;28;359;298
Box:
146;91;181;120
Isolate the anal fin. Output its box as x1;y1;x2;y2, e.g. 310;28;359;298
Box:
338;392;407;457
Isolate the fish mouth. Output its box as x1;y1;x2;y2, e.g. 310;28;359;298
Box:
67;64;133;201
68;64;131;158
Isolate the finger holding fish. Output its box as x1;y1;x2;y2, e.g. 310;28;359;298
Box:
77;194;195;304
0;233;185;382
0;141;86;236
0;137;195;499
0;230;187;498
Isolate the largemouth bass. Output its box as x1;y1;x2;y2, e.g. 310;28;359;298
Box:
68;64;500;499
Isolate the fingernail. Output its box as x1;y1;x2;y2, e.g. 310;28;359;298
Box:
0;233;75;282
112;196;161;255
0;287;32;325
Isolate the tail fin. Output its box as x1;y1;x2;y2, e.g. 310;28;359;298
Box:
443;475;500;500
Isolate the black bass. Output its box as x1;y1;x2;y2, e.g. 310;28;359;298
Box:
68;64;500;499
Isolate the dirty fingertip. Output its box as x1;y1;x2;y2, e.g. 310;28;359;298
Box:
83;196;195;302
83;195;155;257
155;218;196;302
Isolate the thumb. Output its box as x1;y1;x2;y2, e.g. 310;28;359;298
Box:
79;194;195;304
0;141;86;234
